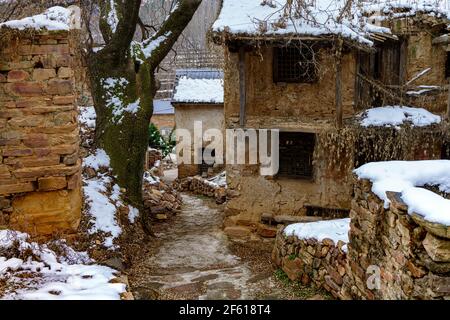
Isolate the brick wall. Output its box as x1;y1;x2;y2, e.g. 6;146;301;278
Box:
0;30;81;236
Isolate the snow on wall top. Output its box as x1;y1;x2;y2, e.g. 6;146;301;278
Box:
212;0;392;45
172;69;224;104
358;106;441;128
363;0;450;20
354;160;450;226
0;6;78;31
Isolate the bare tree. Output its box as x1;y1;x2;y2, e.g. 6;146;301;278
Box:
80;0;202;228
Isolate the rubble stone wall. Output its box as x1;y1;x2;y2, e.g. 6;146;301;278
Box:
272;177;450;299
0;30;81;236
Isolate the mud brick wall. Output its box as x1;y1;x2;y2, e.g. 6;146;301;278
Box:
0;30;82;236
272;231;349;299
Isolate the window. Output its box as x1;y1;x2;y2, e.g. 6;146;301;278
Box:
273;46;317;83
278;132;315;179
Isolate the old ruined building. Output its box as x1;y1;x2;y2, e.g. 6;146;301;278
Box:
211;0;450;238
0;6;82;236
172;68;225;179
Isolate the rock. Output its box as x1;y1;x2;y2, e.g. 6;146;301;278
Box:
274;215;322;224
103;257;125;272
282;256;303;281
120;292;135;300
133;287;159;300
422;232;450;262
411;213;450;239
224;226;252;239
156;214;168;220
257;223;277;238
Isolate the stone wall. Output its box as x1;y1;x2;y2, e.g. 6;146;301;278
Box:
272;232;348;299
0;30;81;236
272;177;450;299
174;176;227;204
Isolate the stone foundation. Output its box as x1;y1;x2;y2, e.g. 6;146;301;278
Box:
272;177;450;299
174;176;227;204
0;29;81;236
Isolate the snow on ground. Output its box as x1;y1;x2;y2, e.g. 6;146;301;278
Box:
83;149;110;171
212;0;393;46
284;218;350;251
0;230;125;300
0;6;73;31
79;106;96;130
359;106;441;128
173;76;224;104
354;160;450;226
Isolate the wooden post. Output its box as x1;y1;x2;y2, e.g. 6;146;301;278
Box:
239;46;246;127
335;38;343;129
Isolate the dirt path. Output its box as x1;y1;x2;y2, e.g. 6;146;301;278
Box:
128;193;326;300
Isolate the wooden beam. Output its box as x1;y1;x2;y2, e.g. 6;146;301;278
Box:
335;38;343;129
239;46;246;127
447;78;450;121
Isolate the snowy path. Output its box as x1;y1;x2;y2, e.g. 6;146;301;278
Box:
129;193;280;300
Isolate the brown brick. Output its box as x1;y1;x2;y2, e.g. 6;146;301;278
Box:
38;176;67;191
0;73;6;83
33;68;56;81
0;109;23;118
57;67;73;79
8;115;43;127
51;144;78;155
7;70;29;82
5;82;43;96
0;182;35;195
63;153;78;165
53;95;74;105
67;172;81;190
56;54;71;67
0;139;20;146
2;147;33;157
15;98;49;109
5;155;60;168
33;148;51;157
0;119;6;128
19;44;70;55
23;134;49;148
23;105;73;115
30;123;77;134
0;61;33;71
46;79;73;95
13;161;81;179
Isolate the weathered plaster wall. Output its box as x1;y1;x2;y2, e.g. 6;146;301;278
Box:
151;114;175;131
0;30;81;236
174;103;224;178
223;45;356;226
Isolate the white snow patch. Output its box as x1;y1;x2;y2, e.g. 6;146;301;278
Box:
359;106;441;128
83;149;111;171
128;206;140;224
173;76;224;104
0;230;125;300
107;0;119;33
206;171;227;188
354;160;450;226
0;6;73;31
284;218;350;250
79;106;96;129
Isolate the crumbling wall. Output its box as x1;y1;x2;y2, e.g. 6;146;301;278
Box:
0;30;81;236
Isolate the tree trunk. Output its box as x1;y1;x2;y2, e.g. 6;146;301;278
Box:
88;52;155;207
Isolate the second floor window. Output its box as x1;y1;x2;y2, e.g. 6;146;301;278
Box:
273;46;318;83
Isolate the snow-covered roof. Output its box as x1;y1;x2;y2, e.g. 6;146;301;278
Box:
358;106;441;128
0;6;79;32
363;0;450;20
153;100;174;115
212;0;394;45
172;69;224;105
355;160;450;226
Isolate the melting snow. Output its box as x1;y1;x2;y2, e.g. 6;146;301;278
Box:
359;106;441;128
0;6;73;31
284;219;350;249
0;230;125;300
355;160;450;226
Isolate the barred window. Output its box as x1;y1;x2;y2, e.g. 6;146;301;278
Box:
278;132;315;179
273;46;317;83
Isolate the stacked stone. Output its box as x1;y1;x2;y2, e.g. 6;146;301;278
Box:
174;176;227;204
272;230;348;299
143;180;182;220
348;177;450;300
0;30;81;235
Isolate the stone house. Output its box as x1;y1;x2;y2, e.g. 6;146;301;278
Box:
211;0;450;234
172;69;224;178
0;7;82;236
